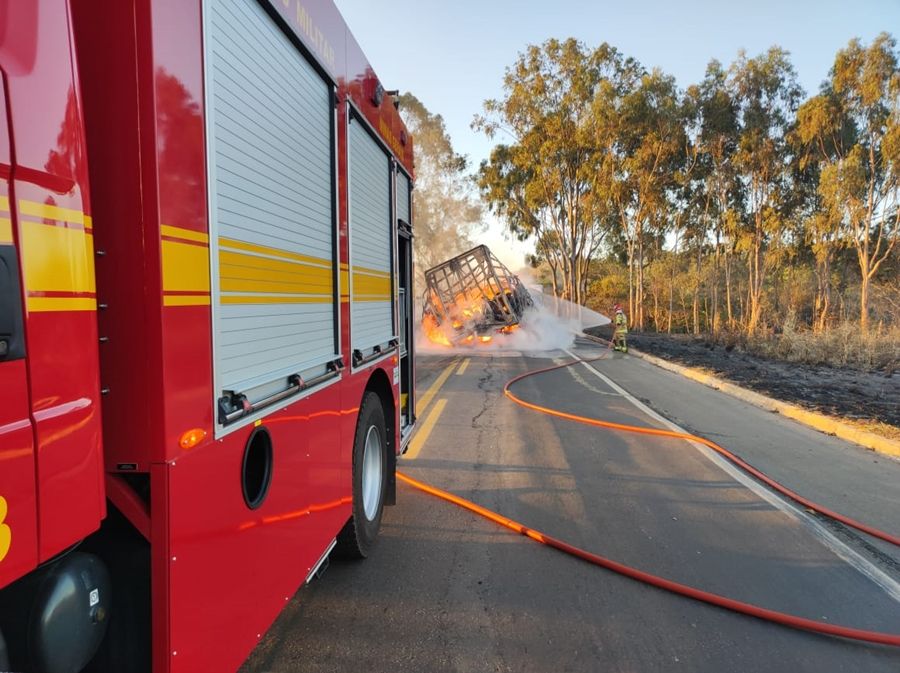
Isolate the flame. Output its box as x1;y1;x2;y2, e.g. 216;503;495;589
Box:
422;313;451;347
423;285;524;348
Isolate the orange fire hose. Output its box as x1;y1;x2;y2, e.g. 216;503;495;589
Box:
397;343;900;647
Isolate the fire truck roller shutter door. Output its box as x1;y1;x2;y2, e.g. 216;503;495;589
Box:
349;117;393;362
204;0;339;418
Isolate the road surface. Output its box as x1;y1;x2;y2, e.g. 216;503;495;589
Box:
242;337;900;673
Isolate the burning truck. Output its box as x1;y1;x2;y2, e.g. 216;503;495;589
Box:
422;245;534;346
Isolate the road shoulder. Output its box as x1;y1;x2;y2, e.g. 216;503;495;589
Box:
582;333;900;459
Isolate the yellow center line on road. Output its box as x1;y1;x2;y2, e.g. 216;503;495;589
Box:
403;398;448;461
417;358;458;414
404;357;459;461
456;358;470;376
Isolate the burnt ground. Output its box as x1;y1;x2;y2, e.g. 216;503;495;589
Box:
584;327;900;439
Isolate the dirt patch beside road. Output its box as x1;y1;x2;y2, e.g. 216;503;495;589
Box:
585;328;900;441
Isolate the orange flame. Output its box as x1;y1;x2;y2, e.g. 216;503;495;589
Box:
423;287;524;347
422;313;452;347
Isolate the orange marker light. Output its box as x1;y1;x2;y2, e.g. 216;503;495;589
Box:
178;428;207;450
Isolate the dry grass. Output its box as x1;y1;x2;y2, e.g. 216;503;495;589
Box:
718;321;900;372
843;417;900;442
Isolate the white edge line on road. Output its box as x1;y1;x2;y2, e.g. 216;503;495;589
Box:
562;347;900;605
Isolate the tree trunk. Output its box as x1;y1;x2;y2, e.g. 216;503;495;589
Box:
561;254;572;301
652;288;660;332
667;268;674;334
711;236;720;336
814;255;830;333
725;248;733;329
627;236;635;325
692;246;702;335
548;257;560;298
860;271;869;333
703;294;711;333
637;234;645;330
747;232;764;334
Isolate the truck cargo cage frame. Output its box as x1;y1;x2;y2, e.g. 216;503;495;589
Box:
422;245;533;343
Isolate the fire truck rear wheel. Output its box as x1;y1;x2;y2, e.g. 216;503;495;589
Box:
336;391;387;559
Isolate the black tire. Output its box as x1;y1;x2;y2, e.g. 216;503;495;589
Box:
335;391;388;559
0;627;9;671
83;508;150;673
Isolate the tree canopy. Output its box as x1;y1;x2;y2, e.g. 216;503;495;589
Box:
471;33;899;335
399;93;482;284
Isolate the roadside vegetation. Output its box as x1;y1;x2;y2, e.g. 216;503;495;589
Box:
472;34;900;372
398;93;482;290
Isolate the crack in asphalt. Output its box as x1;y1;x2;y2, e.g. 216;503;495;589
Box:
471;361;496;429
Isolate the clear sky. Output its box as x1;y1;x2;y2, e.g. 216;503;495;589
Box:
334;0;900;268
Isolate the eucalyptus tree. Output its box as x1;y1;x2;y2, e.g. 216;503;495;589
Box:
818;33;900;331
666;84;705;333
399;93;482;282
729;47;804;332
475;39;626;304
794;91;850;330
616;70;687;329
695;60;741;331
590;52;643;314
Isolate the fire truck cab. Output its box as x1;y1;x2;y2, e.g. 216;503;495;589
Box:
0;1;416;671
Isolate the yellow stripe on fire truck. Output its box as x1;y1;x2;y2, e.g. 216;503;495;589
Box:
161;224;209;244
220;236;333;269
218;237;332;305
0;195;11;244
161;224;211;307
219;250;332;294
339;263;350;301
18;198;96;313
0;217;12;245
160;233;393;306
18;199;91;228
351;268;391;301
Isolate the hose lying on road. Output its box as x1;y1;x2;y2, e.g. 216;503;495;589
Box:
397;345;900;648
505;353;900;549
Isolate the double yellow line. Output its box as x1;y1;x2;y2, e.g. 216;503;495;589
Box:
404;358;469;460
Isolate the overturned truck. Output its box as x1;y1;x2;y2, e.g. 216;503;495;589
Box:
422;245;533;345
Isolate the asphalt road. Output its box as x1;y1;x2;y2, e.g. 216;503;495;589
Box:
242;337;900;673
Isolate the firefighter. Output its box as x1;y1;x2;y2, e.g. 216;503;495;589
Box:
612;304;628;353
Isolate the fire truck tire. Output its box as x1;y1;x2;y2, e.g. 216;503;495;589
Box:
0;628;9;670
336;391;387;559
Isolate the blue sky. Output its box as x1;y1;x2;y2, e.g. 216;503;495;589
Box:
334;0;900;268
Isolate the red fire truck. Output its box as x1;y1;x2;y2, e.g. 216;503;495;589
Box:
0;0;416;670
